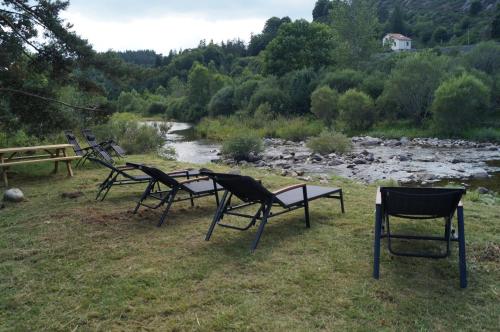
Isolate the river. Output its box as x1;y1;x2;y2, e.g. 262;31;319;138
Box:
155;121;500;192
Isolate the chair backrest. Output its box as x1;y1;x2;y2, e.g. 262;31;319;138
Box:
380;187;465;219
82;129;114;163
82;129;99;147
202;171;274;203
133;164;180;188
64;130;84;155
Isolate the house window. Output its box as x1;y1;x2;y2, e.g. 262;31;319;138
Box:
406;42;409;46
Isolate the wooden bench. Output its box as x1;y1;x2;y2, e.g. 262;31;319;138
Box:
0;144;81;187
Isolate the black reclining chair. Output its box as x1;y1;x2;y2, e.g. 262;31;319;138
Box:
82;128;126;158
127;162;222;227
373;187;467;288
64;130;95;167
81;129;118;163
89;157;152;201
201;171;345;252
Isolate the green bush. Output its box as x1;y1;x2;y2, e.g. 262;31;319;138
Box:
248;85;290;114
92;113;165;154
338;89;374;131
320;69;364;93
310;85;339;126
361;71;386;99
166;97;189;120
275;118;323;141
306;131;352;154
221;134;263;161
431;74;491;135
234;78;260;109
208;86;236;116
147;102;167;115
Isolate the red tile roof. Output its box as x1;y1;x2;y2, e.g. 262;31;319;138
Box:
384;33;412;41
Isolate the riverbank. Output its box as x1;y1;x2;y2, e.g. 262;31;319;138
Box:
1;156;499;330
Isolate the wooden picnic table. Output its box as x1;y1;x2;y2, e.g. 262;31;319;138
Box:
0;144;81;187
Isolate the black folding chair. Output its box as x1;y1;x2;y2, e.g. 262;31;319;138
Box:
373;187;467;288
128;162;222;227
202;171;345;252
89;157;152;201
64;130;94;167
81;129;115;164
83;128;126;158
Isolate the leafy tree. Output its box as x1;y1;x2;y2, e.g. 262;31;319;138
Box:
234;78;261;110
263;20;335;76
249;80;290;114
379;52;448;125
469;1;482;16
464;42;500;74
330;0;380;65
361;71;386;99
320;69;364;93
313;0;333;23
247;17;291;56
432;74;490;134
310;86;339;126
433;26;449;44
338;89;374;131
280;68;318;114
208;86;236;116
491;5;500;40
389;4;406;34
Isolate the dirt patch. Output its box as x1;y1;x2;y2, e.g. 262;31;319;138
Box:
471;243;500;263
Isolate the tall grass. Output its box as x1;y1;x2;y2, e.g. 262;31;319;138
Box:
196;115;323;142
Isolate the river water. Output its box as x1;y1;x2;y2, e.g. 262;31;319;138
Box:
155;121;500;192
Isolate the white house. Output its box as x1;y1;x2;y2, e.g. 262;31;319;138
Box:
383;33;412;51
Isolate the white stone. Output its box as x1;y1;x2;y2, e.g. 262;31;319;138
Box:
4;188;24;202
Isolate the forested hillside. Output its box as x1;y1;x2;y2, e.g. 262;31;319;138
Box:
1;0;500;149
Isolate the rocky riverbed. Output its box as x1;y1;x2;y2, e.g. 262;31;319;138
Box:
216;136;500;187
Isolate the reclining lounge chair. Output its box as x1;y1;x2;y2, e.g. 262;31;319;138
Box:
64;130;95;167
201;171;345;252
127;162;222;227
82;129;126;158
89;157;153;201
373;187;467;288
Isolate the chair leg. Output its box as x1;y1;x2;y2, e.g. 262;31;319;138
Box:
373;204;383;279
157;188;178;227
303;186;310;228
206;190;229;241
250;203;272;252
134;180;155;213
189;193;194;207
457;206;467;288
339;189;345;213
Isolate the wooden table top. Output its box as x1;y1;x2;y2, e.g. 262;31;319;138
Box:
0;144;74;154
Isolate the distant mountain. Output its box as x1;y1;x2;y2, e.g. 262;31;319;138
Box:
375;0;500;46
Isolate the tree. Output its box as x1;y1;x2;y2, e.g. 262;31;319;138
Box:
208;86;236;116
433;26;449;44
310;86;339;126
338;89;374;131
378;52;448;125
313;0;333;23
469;1;482;16
389;4;406;34
280;68;318;115
464;42;500;74
330;0;381;65
247;17;291;56
491;5;500;40
432;74;490;135
320;69;364;93
263;20;335;76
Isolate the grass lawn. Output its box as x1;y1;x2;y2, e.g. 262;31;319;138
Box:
1;155;499;331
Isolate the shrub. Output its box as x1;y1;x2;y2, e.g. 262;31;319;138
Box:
431;74;490;135
234;79;260;109
147;102;167;115
166;97;189;121
310;85;339;126
338;89;374;131
208;86;236;116
221;134;263;161
92;113;164;154
280;68;318;114
248;85;290;114
464;41;500;74
320;69;364;93
361;71;386;99
306;131;352;154
275;118;323;141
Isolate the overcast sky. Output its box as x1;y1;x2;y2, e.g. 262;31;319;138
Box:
62;0;316;54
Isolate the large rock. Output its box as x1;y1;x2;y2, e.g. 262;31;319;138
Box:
3;188;24;202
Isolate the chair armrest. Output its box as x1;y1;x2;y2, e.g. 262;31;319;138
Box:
178;176;209;184
167;169;190;176
116;165;136;171
273;183;306;195
376;187;381;205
